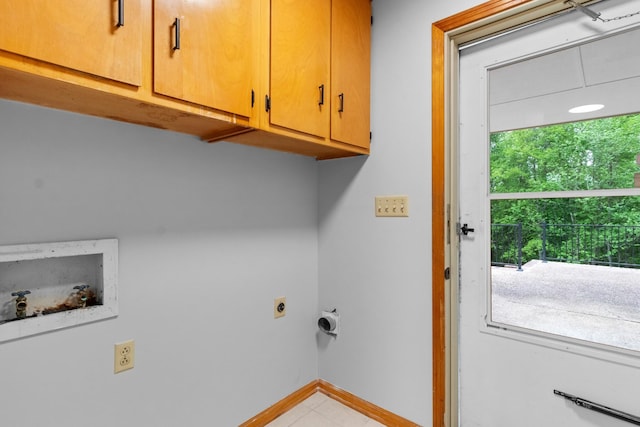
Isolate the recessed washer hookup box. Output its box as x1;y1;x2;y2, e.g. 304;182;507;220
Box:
0;239;118;342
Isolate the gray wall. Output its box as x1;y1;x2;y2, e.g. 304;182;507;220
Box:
317;1;477;425
0;100;319;426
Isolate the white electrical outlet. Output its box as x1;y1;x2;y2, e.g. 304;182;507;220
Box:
114;340;135;374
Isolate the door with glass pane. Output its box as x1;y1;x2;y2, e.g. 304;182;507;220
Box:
458;1;640;425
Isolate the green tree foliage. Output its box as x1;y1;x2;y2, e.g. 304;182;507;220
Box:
490;114;640;265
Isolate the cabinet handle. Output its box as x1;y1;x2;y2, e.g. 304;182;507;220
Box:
318;84;325;106
173;18;181;50
117;0;124;27
338;93;344;113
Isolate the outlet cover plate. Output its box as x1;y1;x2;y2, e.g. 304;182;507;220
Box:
274;297;286;319
114;339;135;374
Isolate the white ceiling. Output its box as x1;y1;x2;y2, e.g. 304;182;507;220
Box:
489;26;640;132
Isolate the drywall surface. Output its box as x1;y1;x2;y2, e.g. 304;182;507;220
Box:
0;99;318;426
317;0;478;424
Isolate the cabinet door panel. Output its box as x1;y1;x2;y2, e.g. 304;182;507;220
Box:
270;0;330;138
331;0;371;148
0;0;142;86
154;0;252;117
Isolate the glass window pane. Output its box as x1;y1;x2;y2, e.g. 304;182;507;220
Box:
490;197;640;351
490;114;640;194
489;113;640;352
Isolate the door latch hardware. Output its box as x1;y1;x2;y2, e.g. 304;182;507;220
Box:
456;223;475;236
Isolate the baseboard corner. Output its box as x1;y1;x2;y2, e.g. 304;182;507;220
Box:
239;378;421;427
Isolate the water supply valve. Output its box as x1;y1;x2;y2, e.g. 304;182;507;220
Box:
73;284;90;308
11;290;32;319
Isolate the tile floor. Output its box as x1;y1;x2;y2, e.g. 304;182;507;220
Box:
265;392;386;427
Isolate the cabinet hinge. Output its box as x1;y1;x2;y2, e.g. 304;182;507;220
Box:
251;90;255;108
371;15;374;26
369;131;372;141
444;267;450;280
265;95;271;112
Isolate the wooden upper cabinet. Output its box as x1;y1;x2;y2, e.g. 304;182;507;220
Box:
270;0;331;138
0;0;369;159
268;0;370;148
154;0;253;117
331;0;371;149
0;0;142;86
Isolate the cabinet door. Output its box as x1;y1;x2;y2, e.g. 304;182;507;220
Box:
154;0;253;117
0;0;142;86
270;0;330;138
331;0;371;148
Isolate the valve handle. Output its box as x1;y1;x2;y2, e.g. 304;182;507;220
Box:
11;290;31;298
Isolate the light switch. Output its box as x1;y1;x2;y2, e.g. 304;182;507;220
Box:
375;196;409;217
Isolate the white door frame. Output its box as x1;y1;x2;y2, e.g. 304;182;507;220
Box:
431;1;587;425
